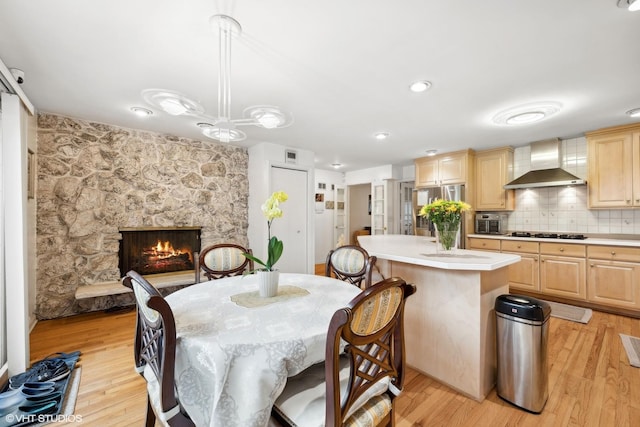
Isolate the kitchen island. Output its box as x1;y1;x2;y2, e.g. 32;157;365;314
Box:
358;234;520;401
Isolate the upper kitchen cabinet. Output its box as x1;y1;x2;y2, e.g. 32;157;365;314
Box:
475;147;515;211
415;149;474;187
586;124;640;208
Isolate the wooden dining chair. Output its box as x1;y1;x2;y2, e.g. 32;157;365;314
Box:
122;270;195;427
325;245;377;289
198;243;255;280
272;277;416;427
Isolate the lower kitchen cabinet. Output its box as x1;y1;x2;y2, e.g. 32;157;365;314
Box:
587;245;640;310
539;243;587;300
501;240;539;292
540;255;587;299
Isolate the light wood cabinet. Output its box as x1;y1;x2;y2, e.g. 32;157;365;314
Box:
415;150;473;187
587;245;640;310
502;240;539;292
475;147;515;211
539;243;586;300
467;237;500;251
586;124;640;208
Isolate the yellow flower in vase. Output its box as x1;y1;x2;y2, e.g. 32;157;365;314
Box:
243;191;289;271
419;199;471;250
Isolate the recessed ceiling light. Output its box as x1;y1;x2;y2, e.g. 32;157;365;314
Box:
374;132;390;140
142;89;205;116
331;163;342;169
425;149;438;156
492;102;562;126
618;0;640;12
409;80;432;93
626;108;640;118
130;107;153;117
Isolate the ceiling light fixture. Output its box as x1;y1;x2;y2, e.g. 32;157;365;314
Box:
331;163;342;169
492;101;562;126
374;132;390;140
130;107;153;117
142;14;292;143
425;149;438;156
626;108;640;118
409;80;432;93
618;0;640;12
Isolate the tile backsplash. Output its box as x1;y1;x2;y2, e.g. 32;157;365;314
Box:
503;137;640;235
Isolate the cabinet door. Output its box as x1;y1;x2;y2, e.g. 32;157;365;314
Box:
439;155;466;185
505;252;539;292
588;132;634;208
634;132;640;206
475;149;514;211
588;260;640;310
540;255;586;299
415;158;439;187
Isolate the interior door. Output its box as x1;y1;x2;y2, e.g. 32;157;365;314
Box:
371;181;387;235
270;166;308;274
333;185;346;245
399;182;414;235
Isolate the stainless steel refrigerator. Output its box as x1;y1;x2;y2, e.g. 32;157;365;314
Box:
412;184;466;248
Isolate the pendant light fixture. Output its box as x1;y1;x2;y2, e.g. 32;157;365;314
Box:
143;14;292;143
618;0;640;11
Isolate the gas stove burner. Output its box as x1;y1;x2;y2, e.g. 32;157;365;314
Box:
558;234;587;240
534;233;559;238
511;232;531;237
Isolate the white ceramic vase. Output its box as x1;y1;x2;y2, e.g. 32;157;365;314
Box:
257;270;279;297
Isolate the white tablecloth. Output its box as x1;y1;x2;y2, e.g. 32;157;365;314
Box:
165;273;361;427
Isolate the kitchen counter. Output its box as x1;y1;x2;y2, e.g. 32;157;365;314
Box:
358;234;520;270
468;233;640;247
358;234;520;402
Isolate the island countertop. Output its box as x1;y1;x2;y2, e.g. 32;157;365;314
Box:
358;234;520;271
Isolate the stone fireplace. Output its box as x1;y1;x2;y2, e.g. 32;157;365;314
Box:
119;227;201;276
36;113;249;319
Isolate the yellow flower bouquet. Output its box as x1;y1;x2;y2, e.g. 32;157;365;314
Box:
419;199;471;250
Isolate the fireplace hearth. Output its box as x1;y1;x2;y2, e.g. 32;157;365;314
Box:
119;227;201;276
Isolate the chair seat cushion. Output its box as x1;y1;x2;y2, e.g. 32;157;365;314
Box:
273;356;390;427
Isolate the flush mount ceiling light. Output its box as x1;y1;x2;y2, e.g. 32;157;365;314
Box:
130;107;153;117
492;101;562;126
626;108;640;118
618;0;640;12
142;14;292;143
409;80;432;93
425;149;438;156
331;163;342;169
374;132;390;140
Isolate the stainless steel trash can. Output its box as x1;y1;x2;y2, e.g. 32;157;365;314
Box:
495;294;551;413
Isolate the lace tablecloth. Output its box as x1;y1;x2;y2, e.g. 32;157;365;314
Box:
165;273;361;427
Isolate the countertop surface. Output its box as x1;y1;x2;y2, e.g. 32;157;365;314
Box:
358;235;520;271
468;234;640;248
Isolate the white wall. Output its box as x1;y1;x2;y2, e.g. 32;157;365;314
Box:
344;164;394;185
506;137;640;234
248;143;316;273
313;169;345;263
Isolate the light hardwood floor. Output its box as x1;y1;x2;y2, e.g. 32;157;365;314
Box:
27;272;640;426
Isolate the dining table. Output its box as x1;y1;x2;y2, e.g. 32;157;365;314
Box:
164;272;362;427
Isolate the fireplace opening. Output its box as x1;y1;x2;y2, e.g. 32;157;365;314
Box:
119;227;201;276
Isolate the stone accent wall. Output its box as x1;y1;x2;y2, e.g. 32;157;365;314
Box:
36;113;249;319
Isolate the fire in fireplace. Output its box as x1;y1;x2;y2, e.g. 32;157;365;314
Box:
119;227;201;276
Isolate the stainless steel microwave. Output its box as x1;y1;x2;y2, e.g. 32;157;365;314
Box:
475;213;506;234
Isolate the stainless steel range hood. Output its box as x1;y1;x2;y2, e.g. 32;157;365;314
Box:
503;138;586;189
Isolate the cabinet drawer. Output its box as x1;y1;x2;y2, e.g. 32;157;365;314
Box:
501;240;539;254
539;242;586;257
588;245;640;263
468;238;501;251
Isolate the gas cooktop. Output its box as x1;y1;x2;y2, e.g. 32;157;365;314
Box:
509;232;587;240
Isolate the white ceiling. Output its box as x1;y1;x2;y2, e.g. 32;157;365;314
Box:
1;0;639;172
